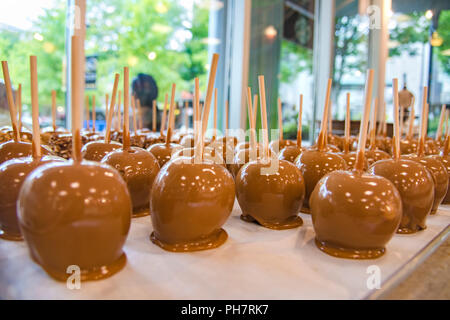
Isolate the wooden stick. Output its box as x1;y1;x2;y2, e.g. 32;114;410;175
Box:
166;84;176;145
131;95;137;134
71;35;83;162
213;88;218;139
92;95;96;133
277;97;283;141
51;89;57;131
297;94;303;148
344;93;351;153
85;95;90;130
407;96;415;140
399;105;404;138
160;93;168;135
247;87;256;150
152;100;156;132
194;77;202;162
137;98;143;130
258;76;270;160
225;100;229;133
105;73;120;144
317;79;332;151
383;103;387;137
445;109;449;138
1;61;20;142
436;104;446;141
252;94;258;130
123;67;130;150
105;93;109;124
30;56;41;159
199;53;220;160
16;84;22;131
355;69;374;171
369;98;378;149
393;79;401;160
417;86;428;156
117;90;122;131
184;100;189;132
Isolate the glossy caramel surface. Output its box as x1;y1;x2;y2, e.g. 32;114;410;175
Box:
18;160;132;281
102;147;160;216
147;143;182;168
150;157;235;252
236;160;305;229
295;149;346;212
368;159;434;233
436;154;450;204
0;155;64;240
338;151;368;170
310;170;402;259
278;146;304;163
0;140;51;165
402;154;448;214
81;140;122;162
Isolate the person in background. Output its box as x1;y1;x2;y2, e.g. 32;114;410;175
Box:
131;73;158;130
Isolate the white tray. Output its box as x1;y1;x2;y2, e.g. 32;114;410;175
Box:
1;201;449;300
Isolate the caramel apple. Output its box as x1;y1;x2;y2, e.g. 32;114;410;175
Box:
370;81;435;233
279;94;305;163
0;57;64;240
103;70;161;217
17;37;132;281
437;137;450;204
310;71;402;259
82;73;122;161
295;80;346;213
150;55;235;251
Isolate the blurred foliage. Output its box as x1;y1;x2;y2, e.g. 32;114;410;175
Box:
0;0;210;114
279;39;312;84
437;10;450;75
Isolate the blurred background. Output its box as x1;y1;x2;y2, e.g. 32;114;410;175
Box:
0;0;449;140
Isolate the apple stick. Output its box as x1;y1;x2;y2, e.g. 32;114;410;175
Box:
407;96;415;140
399;105;404;138
417;86;428;156
369;98;378;149
30;56;41;159
85;95;90;130
152;100;156;132
16;84;22;131
137;98;143;130
184;100;189;132
51;90;57;131
213;88;218;139
71;35;83;162
297;94;303;149
92;95;96;133
123;67;130;151
198;53;220;160
277;97;283;141
344;93;351;153
252;94;258;131
160;93;168;135
117;90;122;131
393;79;401;160
445;109;449;138
247;87;256;150
317;79;333;151
131;96;138;134
105;73;120;144
166;84;176;145
194;77;201;162
436;104;446;141
258;75;270;160
355;69;374;172
1;61;20;142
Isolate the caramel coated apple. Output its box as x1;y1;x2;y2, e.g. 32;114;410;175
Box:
236;159;305;229
0;155;64;240
278;146;305;163
102;147;160;216
310;170;402;259
150;157;235;252
436;154;450;204
368;159;434;233
81;140;122;161
402;154;448;214
338;151;368;170
295;149;347;213
0;140;51;165
18;160;132;281
365;149;390;166
269;139;296;154
147;142;182;168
